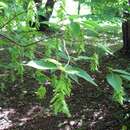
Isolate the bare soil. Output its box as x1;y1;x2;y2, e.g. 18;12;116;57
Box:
1;52;130;130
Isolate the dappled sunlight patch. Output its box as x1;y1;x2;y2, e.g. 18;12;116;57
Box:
58;119;83;130
0;105;46;129
0;108;15;130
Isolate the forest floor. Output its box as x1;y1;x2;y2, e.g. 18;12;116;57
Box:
1;49;130;130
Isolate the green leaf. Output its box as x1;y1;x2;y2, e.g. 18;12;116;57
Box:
120;75;130;81
122;125;127;130
69;74;79;84
85;20;101;30
106;73;122;92
75;69;97;86
36;86;46;99
25;60;58;70
106;73;125;104
65;67;97;86
45;58;62;66
70;22;81;38
0;2;8;9
96;43;113;55
112;69;130;76
51;75;72;117
74;56;92;61
83;20;100;37
62;100;71;117
35;71;48;84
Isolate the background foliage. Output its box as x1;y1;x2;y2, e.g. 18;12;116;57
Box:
0;0;130;117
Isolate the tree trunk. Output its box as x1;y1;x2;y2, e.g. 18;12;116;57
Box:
77;1;81;15
121;1;130;54
90;0;95;15
33;0;56;31
44;0;55;20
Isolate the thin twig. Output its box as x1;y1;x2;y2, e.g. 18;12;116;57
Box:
0;6;38;30
0;30;88;48
0;33;22;46
0;11;26;29
63;39;70;68
0;32;63;48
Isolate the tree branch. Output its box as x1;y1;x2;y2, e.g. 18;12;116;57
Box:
0;31;86;48
0;11;26;29
0;33;23;47
0;32;63;48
